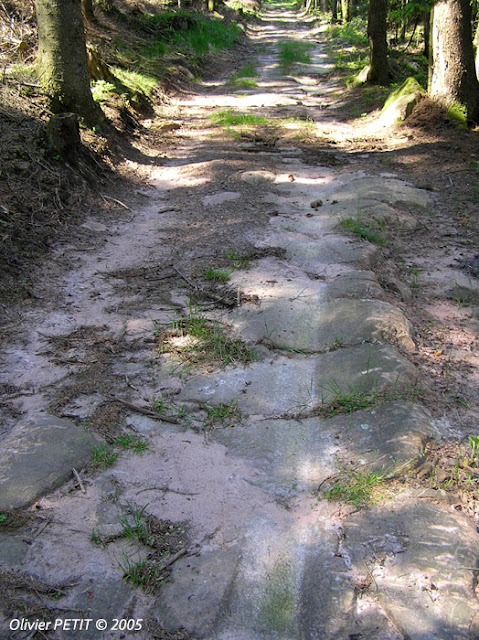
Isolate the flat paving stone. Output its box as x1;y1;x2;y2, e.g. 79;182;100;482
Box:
284;235;381;272
232;298;415;352
214;401;437;495
202;191;241;207
343;495;479;640
240;170;276;184
178;343;418;417
156;546;241;637
329;175;430;209
0;414;97;510
325;269;384;299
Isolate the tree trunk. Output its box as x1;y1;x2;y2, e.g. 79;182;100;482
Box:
367;0;390;84
423;9;430;58
331;0;338;21
82;0;96;22
341;0;351;22
35;0;105;127
429;0;479;123
400;0;407;41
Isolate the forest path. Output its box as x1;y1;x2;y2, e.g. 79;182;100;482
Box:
1;4;479;639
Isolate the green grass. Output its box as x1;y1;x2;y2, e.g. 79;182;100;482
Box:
323;468;385;508
230;63;258;88
114;434;150;454
159;306;257;369
278;40;313;69
204;267;231;282
211;109;271;127
327;17;368;47
119;554;164;589
111;67;159;97
92;443;119;469
224;250;253;269
91;80;118;103
204;400;240;428
316;378;422;418
233;77;258;88
235;62;256;78
339;217;387;246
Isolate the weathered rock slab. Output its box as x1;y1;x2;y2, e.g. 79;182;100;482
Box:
179;343;418;417
240;170;276;184
214;401;437;494
344;496;479;640
0;414;97;510
325;270;384;299
329;175;430;209
232;298;415;351
156;547;241;637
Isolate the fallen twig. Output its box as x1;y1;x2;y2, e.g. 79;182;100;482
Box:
155;548;188;577
105;395;181;425
72;468;86;494
101;194;132;211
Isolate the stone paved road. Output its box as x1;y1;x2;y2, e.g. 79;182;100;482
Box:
1;4;478;639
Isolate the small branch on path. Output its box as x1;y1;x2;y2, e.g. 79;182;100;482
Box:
155;548;188;577
105;394;181;425
100;193;132;211
72;468;87;494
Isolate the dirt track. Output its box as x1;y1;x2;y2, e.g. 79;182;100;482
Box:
1;5;479;639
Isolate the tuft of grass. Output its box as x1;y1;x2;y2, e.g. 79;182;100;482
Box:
114;434;149;454
92;443;119;469
278;40;313;69
327;18;368;47
204;267;231;282
323;468;385;508
159;306;257;369
230;63;258;88
339;217;387;246
119;554;165;589
233;77;258;88
120;503;150;545
224;250;253;269
111;67;159;97
316;377;422;418
91;80;118;103
203;399;240;429
236;62;256;78
211;109;271;127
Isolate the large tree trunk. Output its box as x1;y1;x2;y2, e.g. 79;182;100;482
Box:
331;0;338;21
423;9;430;58
82;0;96;22
429;0;479;123
341;0;351;22
35;0;105;127
367;0;390;84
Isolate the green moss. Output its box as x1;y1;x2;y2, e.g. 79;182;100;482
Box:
447;102;468;126
383;76;424;112
259;560;297;634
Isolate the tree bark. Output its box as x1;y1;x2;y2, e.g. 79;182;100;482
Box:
331;0;338;21
423;9;430;58
341;0;351;22
35;0;105;127
429;0;479;123
82;0;96;22
367;0;390;84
